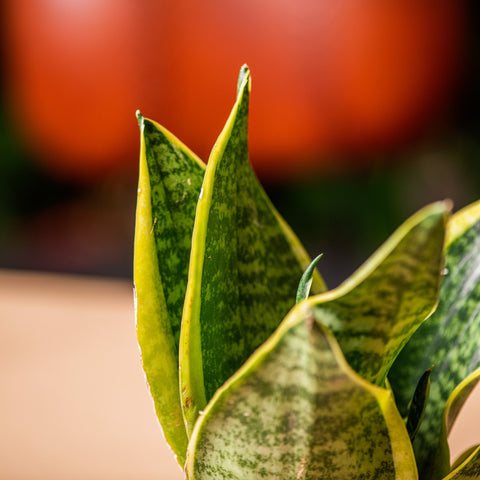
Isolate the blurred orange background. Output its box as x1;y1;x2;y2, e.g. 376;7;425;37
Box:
1;0;480;284
1;0;480;282
0;1;480;478
1;0;469;181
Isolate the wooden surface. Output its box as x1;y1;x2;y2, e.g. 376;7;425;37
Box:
0;270;183;480
0;269;478;479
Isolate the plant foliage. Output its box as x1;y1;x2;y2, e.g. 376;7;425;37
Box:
134;66;480;479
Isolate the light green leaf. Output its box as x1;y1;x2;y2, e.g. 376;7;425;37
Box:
179;66;326;435
185;303;418;480
311;202;449;386
134;113;205;465
389;200;480;477
296;254;323;304
441;446;480;480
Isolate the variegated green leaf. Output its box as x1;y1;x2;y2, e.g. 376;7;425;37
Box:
296;254;323;304
185;302;418;480
311;202;449;386
179;66;326;435
441;446;480;480
389;200;480;477
134;113;205;465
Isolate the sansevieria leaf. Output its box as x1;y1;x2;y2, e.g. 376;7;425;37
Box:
185;302;418;480
441;445;480;480
405;367;432;442
179;66;326;435
134;113;205;464
311;202;449;386
451;446;480;472
296;254;323;304
389;200;480;477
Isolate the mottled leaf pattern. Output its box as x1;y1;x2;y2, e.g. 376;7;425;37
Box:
186;305;417;480
134;113;205;464
134;64;480;480
389;201;480;476
311;202;449;386
179;67;326;435
441;446;480;480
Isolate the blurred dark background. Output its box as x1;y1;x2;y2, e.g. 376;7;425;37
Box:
1;0;479;288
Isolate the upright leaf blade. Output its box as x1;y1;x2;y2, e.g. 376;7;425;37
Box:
179;66;326;435
311;202;449;386
405;367;432;442
389;200;480;476
296;254;323;304
134;113;205;465
185;303;417;480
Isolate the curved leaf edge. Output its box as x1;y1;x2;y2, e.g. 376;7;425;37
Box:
441;445;480;480
305;201;451;310
429;368;480;480
446;198;480;247
179;68;252;437
136;110;206;170
134;114;189;466
185;301;418;479
306;201;449;387
178;65;327;436
450;445;480;472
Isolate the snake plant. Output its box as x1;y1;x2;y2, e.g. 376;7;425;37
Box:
134;66;480;479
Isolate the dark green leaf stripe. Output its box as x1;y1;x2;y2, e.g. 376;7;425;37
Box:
406;367;432;442
389;200;480;476
310;202;449;386
134;113;205;465
442;446;480;480
186;305;417;480
179;66;326;436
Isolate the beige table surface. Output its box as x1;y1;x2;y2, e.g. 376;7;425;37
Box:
0;269;478;479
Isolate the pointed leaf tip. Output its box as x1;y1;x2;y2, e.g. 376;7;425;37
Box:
236;64;251;98
136;110;144;129
134;115;206;465
296;254;324;304
179;64;326;436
